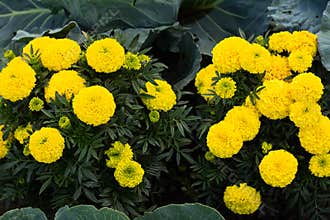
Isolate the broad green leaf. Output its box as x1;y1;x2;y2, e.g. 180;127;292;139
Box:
42;0;181;32
318;1;330;71
135;203;225;220
0;207;47;220
181;0;272;55
55;205;130;220
268;0;328;33
181;0;224;10
0;0;69;48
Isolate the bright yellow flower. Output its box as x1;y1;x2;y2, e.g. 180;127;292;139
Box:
223;183;261;215
206;120;243;158
72;86;116;126
41;39;81;71
256;80;292;120
138;54;151;65
0;127;8;159
14;123;33;144
44;70;86;102
0;57;36;102
114;160;144;188
212;37;250;73
288;31;318;56
22;37;56;57
123;52;141;70
149;110;160;123
240;43;271;74
289;72;323;102
259;150;298;187
288;50;313;73
29;127;65;163
29;97;44;111
298;116;330;154
289;101;322;128
268;31;292;53
86;38;125;73
261;142;272;154
215;77;236;99
140;79;176;112
264;55;292;81
105;141;133;168
224;106;260;141
195;64;217;101
309;154;330;177
58;116;71;129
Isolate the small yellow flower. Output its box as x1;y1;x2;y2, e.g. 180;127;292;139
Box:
261;142;272;154
214;77;236;99
288;50;313;73
114;160;144;188
29;97;44;112
105;141;134;168
123;52;141;70
58;116;71;129
14;123;33;144
0;127;9;159
138;54;151;65
195;64;217;101
204;151;216;162
240;43;271;74
149;110;160;123
309;154;330;177
268;31;292;53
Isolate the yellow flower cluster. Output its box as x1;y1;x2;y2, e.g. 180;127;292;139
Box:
0;57;36;102
123;52;142;70
264;55;291;81
309;154;330;177
86;38;125;73
259;150;298;187
22;36;55;57
289;102;322;128
239;43;271;74
105;141;144;188
29;127;65;163
289;73;323;102
45;70;86;102
141;79;176;112
0;127;9;159
73;86;116;126
14;123;33;144
195;64;217;101
104;141;133;168
223;183;261;215
215;77;237;99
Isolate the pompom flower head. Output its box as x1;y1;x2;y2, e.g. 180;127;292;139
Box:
29;127;65;163
289;73;323;102
206;120;243;158
212;37;249;73
114;160;144;188
22;37;56;57
41;39;81;71
264;55;291;81
86;38;125;73
73;86;116;126
105;141;133;168
14;123;33;144
29;97;44;112
289;102;322;128
240;43;271;74
309;154;330;177
268;31;292;53
288;31;318;56
44;70;86;102
223;183;261;215
58;116;71;129
195;64;217;101
123;52;141;70
0;57;36;102
288;50;313;73
140;79;176;112
259;149;298;187
215;77;236;99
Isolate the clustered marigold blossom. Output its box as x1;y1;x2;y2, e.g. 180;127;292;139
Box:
309;154;330;177
104;141;133;168
14;123;33;144
223;183;261;215
215;77;237;99
239;43;271;74
195;64;217;101
264;55;292;81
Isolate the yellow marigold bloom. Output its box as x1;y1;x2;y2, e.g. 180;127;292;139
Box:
29;97;44;112
195;64;217;101
41;38;81;71
288;50;313;73
22;36;56;57
29;127;65;163
0;57;36;102
289;72;323;102
240;43;271;74
215;77;236;99
288;31;318;56
114;160;144;188
259;150;298;187
298;116;330;154
149;110;160;123
105;141;133;168
256;80;292;120
264;55;292;81
73;86;116;126
268;31;292;53
58;116;71;129
261;142;272;154
123;52;141;70
138;54;151;65
0;127;8;159
206;120;243;158
309;154;330;177
289;101;322;128
14;123;33;144
44;70;86;102
212;37;250;73
223;183;261;215
86;38;125;73
224;106;260;141
243;95;261;116
141;79;176;112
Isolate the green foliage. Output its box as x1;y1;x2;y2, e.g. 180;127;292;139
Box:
318;1;330;72
0;207;47;220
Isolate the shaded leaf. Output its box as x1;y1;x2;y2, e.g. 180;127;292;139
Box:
318;1;330;71
0;207;47;220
